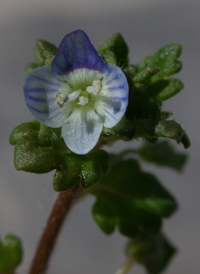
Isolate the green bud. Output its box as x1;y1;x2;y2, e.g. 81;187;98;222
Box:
0;234;23;272
98;32;129;68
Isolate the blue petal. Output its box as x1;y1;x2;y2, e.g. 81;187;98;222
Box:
62;108;103;155
52;30;109;76
23;66;71;128
94;64;129;128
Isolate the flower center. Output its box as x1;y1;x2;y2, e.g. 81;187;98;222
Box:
56;79;102;108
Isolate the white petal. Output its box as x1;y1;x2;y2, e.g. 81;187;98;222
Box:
24;66;72;128
94;64;129;128
62;108;103;154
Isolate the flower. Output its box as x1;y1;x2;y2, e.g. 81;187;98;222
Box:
23;30;129;155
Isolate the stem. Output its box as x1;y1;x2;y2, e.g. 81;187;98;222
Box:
115;257;135;274
28;179;80;274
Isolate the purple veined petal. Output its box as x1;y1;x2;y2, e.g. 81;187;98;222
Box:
51;30;109;76
94;64;129;128
23;66;72;128
62;108;103;155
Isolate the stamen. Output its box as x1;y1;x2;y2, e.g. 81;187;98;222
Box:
56;90;80;107
86;80;102;95
56;93;68;107
78;96;89;106
93;80;102;95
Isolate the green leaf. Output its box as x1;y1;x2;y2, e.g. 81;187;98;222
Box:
90;158;177;238
137;119;191;148
10;121;110;190
133;67;160;84
146;78;184;101
9;120;40;145
0;234;23;273
136;140;188;171
138;44;182;81
98;32;129;68
53;150;110;191
13;136;64;174
126;233;176;274
10;121;65;174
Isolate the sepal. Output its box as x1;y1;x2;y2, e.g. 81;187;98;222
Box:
25;40;57;74
98;32;129;68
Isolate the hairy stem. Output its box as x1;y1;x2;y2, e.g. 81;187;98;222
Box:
28;179;80;274
115;257;135;274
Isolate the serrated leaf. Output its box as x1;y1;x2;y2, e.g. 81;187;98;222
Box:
0;234;23;272
138;44;182;81
126;233;176;274
90;158;177;238
98;32;129;68
137;140;188;171
53;150;110;191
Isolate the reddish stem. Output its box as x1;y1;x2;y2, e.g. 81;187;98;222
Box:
28;180;80;274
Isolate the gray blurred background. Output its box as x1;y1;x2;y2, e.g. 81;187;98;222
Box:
0;0;199;273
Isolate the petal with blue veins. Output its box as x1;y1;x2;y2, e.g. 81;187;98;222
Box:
52;30;109;76
94;64;129;128
23;66;72;128
62;108;103;155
